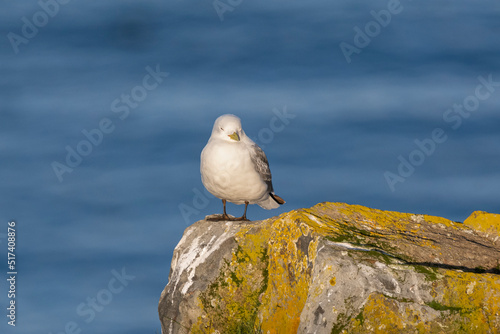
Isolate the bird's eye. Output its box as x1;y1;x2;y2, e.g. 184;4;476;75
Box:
220;127;224;131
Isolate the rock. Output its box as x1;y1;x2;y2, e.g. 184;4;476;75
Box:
158;202;500;333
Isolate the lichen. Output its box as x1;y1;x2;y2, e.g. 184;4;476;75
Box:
341;270;500;333
330;313;351;334
194;225;270;333
412;264;439;282
259;212;319;333
171;202;500;334
464;211;500;239
436;270;500;331
192;212;320;333
425;300;462;313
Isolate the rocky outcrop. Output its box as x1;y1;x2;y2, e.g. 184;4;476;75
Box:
158;202;500;333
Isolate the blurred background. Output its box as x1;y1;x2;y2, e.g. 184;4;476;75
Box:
1;0;499;333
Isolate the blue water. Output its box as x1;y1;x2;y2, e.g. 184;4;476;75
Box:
1;0;499;333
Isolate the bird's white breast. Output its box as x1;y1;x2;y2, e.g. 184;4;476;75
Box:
201;139;268;204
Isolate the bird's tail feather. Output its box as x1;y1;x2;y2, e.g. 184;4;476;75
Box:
258;193;285;210
270;193;285;205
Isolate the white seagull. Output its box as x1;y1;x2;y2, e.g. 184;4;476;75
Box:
201;114;285;221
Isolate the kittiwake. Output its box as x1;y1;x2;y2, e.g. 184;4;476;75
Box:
201;114;285;221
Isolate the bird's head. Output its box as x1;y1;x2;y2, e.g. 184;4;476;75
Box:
212;114;243;142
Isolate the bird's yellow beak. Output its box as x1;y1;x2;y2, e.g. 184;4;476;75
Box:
228;132;240;141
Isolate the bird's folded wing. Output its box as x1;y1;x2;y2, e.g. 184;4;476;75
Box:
249;143;273;186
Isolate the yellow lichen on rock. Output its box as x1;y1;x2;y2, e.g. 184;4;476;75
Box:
464;211;500;241
343;270;500;333
259;212;319;334
192;223;271;333
348;293;406;333
436;270;500;332
159;202;500;334
317;201;459;231
191;210;321;333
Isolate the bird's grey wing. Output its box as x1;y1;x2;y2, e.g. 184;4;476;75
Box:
249;143;274;191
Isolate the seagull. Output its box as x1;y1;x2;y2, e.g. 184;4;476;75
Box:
201;114;285;221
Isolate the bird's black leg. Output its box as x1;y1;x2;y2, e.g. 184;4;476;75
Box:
206;199;248;221
206;199;232;221
221;199;230;220
237;201;250;221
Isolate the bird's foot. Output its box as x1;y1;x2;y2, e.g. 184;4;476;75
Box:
205;213;236;221
205;214;250;221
